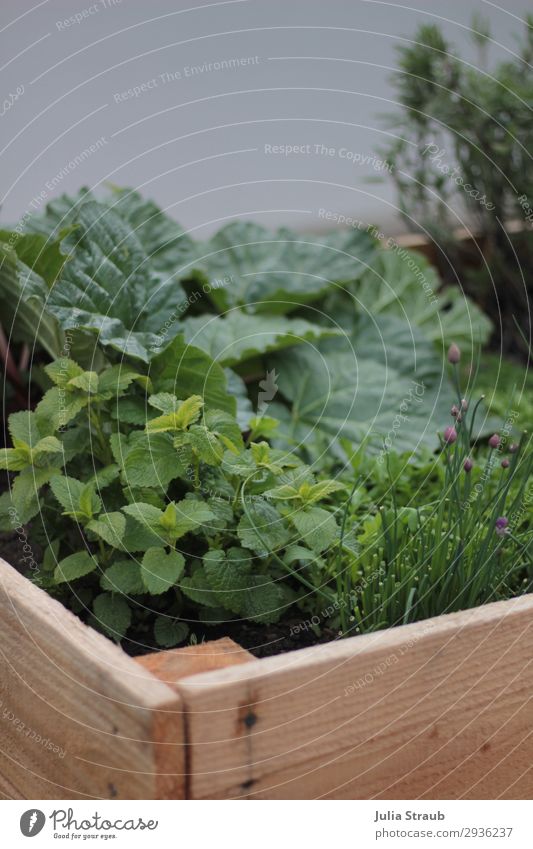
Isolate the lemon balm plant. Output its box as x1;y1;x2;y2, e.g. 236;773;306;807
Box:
0;353;348;648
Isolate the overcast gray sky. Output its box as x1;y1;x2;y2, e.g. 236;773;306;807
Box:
1;0;530;236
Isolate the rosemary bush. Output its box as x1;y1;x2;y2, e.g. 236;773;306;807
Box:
382;18;533;356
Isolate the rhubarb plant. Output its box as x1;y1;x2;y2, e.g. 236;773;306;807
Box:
0;185;493;459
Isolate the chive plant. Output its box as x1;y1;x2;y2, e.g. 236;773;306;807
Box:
343;344;533;634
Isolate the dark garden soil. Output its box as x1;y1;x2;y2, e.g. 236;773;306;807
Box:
122;619;337;660
0;530;38;574
196;619;338;659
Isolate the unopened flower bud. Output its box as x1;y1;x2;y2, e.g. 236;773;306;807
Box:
463;458;473;472
495;516;509;536
488;433;501;449
501;458;510;468
451;404;459;417
447;343;461;364
509;443;518;453
443;426;457;444
461;398;468;411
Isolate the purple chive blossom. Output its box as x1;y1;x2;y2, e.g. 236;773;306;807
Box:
443;426;457;444
495;516;509;536
447;343;461;364
488;433;501;449
501;458;510;468
464;458;473;472
509;443;519;454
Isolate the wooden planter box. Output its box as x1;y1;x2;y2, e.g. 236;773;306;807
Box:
1;555;532;800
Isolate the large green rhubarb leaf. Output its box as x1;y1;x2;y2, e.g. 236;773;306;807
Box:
186;221;376;313
25;187;195;279
105;187;195;276
268;314;456;458
45;201;186;361
343;248;492;350
183;311;340;366
0;240;63;357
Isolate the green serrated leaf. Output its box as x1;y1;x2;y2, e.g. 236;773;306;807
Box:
146;395;204;434
121;515;165;553
0;447;30;471
202;548;287;623
36;386;88;430
141;547;185;595
154;616;189;647
78;482;102;519
187;425;223;465
111;397;150;425
172;499;216;538
92;592;132;640
237;498;290;555
301;480;346;504
87;511;126;547
97;365;140;397
54;550;96;584
8;410;43;447
248;415;279;440
291;506;338;553
89;464;120;490
100;560;144;594
122;501;164;528
68;371;99;394
221;449;257;477
0;241;63;359
32;435;64;460
159;502;177;531
148;392;180;414
123;433;185;488
45;358;84;387
354;248;492;349
204;408;243;450
8;467;55;524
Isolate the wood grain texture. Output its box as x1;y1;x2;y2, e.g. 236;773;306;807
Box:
392;219;526;263
0;557;185;800
176;595;533;799
136;638;253;690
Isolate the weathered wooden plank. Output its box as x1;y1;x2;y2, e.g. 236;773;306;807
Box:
136;638;253;689
0;557;185;799
176;595;533;799
391;219;526;261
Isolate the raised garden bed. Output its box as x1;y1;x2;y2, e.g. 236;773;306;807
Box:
1;183;531;801
1;554;532;800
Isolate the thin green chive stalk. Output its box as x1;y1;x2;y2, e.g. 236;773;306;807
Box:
334;476;360;634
